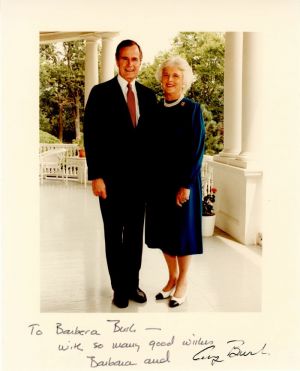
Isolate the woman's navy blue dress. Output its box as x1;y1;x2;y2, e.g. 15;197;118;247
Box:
145;97;205;256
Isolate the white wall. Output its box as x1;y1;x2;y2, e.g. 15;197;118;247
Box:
212;161;262;245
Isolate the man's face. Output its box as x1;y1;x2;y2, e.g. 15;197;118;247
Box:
116;45;142;82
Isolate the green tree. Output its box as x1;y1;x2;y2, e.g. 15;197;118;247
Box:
40;34;224;153
40;40;95;143
138;51;170;100
139;32;225;155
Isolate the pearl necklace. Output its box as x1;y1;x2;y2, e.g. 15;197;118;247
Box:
164;94;184;107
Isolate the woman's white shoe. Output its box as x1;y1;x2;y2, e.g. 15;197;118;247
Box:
155;287;176;300
169;294;186;307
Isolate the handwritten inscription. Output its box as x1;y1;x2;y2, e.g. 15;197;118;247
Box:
149;335;175;351
87;356;137;368
193;339;270;366
58;341;84;352
144;350;171;364
227;340;270;358
182;334;214;347
56;323;101;336
112;341;140;353
107;320;136;333
27;321;270;368
28;323;43;335
193;345;224;365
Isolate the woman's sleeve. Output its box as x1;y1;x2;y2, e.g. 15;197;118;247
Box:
180;103;205;188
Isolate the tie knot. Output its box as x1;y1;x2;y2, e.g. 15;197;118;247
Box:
127;83;132;90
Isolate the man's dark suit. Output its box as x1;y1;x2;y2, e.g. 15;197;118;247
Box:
84;75;157;298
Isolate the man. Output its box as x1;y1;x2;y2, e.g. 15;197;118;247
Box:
84;40;157;309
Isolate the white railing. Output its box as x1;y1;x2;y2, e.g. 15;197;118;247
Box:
39;143;87;185
39;143;79;157
202;155;214;197
39;144;213;191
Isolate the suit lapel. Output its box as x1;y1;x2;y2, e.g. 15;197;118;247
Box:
112;76;126;106
136;82;145;125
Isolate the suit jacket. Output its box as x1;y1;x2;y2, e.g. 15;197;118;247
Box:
84;76;157;187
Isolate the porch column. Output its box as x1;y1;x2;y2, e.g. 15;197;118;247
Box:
211;32;263;245
100;34;116;82
217;32;243;159
235;32;263;168
85;37;99;105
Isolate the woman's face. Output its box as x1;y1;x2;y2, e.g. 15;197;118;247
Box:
161;66;184;100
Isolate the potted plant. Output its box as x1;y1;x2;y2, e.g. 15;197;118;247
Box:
202;187;217;237
73;133;85;158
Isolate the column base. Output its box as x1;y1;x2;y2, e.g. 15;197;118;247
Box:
229;158;259;170
214;154;237;166
217;150;240;158
234;151;261;169
210;160;262;245
214;153;261;170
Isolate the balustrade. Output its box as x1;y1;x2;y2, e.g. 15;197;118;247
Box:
39;143;87;185
39;143;79;157
40;144;212;192
202;156;214;197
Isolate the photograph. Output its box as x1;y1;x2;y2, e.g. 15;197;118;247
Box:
2;0;300;370
39;31;262;314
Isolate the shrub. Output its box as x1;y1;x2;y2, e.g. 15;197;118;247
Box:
39;130;60;143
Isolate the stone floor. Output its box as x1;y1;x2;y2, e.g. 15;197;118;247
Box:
40;180;262;313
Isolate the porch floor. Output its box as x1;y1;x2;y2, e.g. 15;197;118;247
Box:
40;180;262;313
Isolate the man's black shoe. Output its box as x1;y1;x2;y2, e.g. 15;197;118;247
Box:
113;293;129;309
129;288;147;303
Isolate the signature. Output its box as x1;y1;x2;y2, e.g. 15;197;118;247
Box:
193;340;270;366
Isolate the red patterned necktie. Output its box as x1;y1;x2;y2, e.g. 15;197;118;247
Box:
127;83;136;127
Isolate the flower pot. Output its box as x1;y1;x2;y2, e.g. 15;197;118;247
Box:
79;149;86;158
202;214;216;237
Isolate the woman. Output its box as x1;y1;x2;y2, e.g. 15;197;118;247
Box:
145;56;205;308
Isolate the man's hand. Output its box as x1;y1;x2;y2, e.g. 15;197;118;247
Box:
92;178;107;199
176;187;190;207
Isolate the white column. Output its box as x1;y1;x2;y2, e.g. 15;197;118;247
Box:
218;32;243;158
236;32;263;167
85;38;99;106
100;36;115;83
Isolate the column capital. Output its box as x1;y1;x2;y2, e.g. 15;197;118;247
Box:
100;32;119;40
85;37;100;43
84;32;118;42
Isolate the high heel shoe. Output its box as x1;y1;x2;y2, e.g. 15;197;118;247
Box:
155;286;175;300
169;294;186;308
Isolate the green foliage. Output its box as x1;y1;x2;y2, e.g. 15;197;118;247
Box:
72;132;84;149
39;130;60;143
40;32;224;154
39;111;51;132
40;40;89;143
201;104;224;155
139;51;171;100
139;32;225;155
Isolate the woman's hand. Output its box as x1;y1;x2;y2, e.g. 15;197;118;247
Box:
92;178;107;199
176;187;190;207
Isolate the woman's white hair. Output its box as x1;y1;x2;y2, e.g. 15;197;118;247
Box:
155;55;196;94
